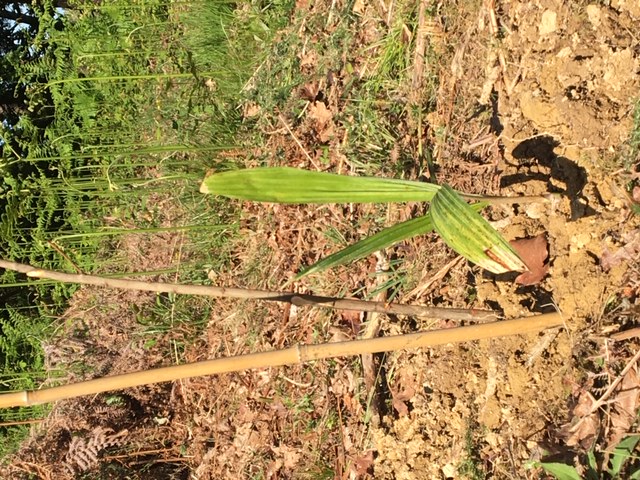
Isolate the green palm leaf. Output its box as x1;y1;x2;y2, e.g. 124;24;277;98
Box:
200;168;530;275
200;167;440;203
297;214;434;279
298;203;487;278
431;185;527;274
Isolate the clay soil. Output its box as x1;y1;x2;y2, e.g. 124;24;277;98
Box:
3;1;640;479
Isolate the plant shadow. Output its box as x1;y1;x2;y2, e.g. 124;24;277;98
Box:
500;135;595;220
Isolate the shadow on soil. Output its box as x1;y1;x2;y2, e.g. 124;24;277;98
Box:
501;135;595;220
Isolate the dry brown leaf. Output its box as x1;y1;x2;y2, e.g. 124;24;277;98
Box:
339;309;362;336
329;365;356;397
391;386;415;417
298;50;318;71
307;101;335;143
607;365;640;448
299;81;321;101
308;101;332;126
242;102;261;118
390;369;417;417
272;445;302;471
350;450;375;477
352;0;365;15
564;392;599;448
329;327;352;343
309;102;335;143
511;234;550;285
266;458;283;479
601;229;640;271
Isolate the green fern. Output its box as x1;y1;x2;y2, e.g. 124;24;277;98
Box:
0;307;49;388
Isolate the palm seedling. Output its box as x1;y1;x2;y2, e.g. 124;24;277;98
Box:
200;167;547;277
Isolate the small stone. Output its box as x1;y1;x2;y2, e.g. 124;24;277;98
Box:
442;463;457;478
539;10;557;36
524;202;546;219
586;5;602;28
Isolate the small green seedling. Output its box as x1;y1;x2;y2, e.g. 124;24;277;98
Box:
200;167;532;277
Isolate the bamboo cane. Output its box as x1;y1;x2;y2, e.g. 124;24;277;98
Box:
0;312;563;408
0;259;497;321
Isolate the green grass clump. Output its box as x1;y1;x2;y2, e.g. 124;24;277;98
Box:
182;1;293;97
457;422;487;480
0;0;292;459
622;99;640;214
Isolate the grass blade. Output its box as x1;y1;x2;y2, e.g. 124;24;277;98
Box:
200;167;440;203
535;462;583;480
431;185;527;274
610;435;640;476
297;214;435;278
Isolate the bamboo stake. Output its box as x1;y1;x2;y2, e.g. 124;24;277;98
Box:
0;259;497;321
0;312;563;408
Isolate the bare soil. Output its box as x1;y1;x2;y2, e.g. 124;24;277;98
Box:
3;1;640;479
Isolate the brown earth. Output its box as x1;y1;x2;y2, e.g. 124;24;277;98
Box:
3;1;640;479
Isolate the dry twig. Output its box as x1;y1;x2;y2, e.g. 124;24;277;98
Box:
278;113;320;170
361;251;390;427
0;259;498;322
411;0;429;96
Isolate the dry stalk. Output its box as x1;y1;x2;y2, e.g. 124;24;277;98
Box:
0;418;45;427
406;256;464;299
485;0;509;83
278;113;320;170
361;251;390;427
410;0;429;96
610;327;640;341
0;312;563;408
0;259;498;322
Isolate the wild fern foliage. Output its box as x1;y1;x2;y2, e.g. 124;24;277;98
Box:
3;0;309;468
0;0;188;405
64;427;128;474
0;306;49;390
2;0;189;269
0;0;289;459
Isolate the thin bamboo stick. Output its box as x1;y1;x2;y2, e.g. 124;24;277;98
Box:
0;259;497;321
0;312;563;408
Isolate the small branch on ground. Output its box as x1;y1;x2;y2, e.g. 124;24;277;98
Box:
569;348;640;434
410;0;429;100
278;113;320;170
0;259;499;322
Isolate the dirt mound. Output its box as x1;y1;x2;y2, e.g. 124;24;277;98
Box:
371;1;640;478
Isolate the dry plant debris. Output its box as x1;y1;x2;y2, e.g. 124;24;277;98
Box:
511;234;550;286
64;427;128;474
